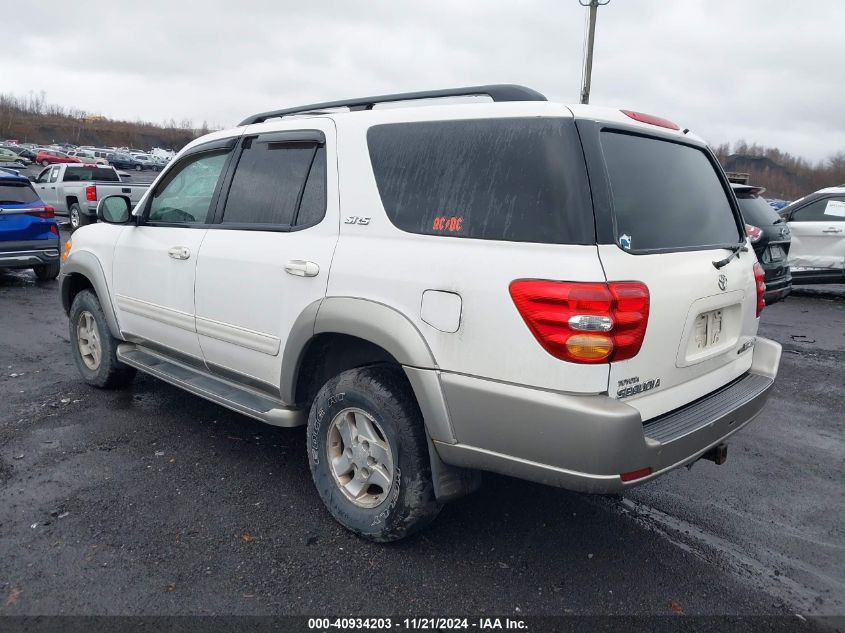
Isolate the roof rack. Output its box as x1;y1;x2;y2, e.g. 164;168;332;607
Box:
239;84;547;126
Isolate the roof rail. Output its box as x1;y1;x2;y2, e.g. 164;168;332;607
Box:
239;84;547;126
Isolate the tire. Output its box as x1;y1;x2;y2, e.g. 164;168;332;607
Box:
69;203;88;231
69;289;136;389
41;159;50;167
307;365;440;542
33;262;60;281
135;164;142;171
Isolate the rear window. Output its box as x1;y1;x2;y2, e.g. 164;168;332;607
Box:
62;167;119;182
601;132;741;252
734;192;782;227
0;182;39;204
367;118;594;244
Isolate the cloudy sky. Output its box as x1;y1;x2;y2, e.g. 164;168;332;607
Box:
3;0;843;161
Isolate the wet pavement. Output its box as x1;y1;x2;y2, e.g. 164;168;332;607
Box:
0;246;842;629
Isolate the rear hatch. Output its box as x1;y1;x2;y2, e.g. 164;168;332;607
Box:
0;179;57;242
733;186;791;282
592;129;759;421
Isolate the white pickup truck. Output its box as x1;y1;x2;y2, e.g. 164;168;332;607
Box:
31;163;149;231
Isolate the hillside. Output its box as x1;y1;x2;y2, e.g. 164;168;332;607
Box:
0;92;207;151
714;142;845;201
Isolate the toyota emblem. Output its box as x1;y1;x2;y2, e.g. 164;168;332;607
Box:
718;274;728;291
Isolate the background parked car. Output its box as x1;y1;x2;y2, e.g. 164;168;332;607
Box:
0;144;37;162
36;149;81;167
778;186;845;284
732;183;792;304
129;153;160;171
0;168;61;280
108;152;147;171
67;149;108;166
0;147;31;166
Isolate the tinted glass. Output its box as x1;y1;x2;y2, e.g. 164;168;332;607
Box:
601;132;741;251
367;118;593;244
148;150;228;224
791;196;845;222
222;141;315;226
63;167;119;182
735;193;782;226
0;183;39;204
296;146;327;227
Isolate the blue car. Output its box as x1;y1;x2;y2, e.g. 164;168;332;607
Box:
0;168;61;280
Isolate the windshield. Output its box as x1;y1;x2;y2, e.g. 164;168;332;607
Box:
735;193;782;226
601;131;741;252
0;182;40;204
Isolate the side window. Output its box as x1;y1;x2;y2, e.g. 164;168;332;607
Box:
792;197;845;222
296;146;327;227
147;150;229;225
49;167;60;183
220;139;321;227
36;168;51;183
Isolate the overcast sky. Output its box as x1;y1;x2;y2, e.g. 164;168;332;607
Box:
3;0;843;161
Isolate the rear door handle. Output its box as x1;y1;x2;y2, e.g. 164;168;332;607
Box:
822;228;843;233
285;260;319;277
168;246;191;260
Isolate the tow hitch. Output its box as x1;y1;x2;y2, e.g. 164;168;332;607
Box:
702;443;728;465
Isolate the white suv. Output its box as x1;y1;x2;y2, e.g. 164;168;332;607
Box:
59;85;781;541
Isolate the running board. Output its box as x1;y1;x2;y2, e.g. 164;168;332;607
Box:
116;344;305;427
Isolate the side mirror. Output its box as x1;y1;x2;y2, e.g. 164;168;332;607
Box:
97;195;132;224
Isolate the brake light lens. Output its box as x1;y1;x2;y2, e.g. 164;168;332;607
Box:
25;205;55;219
85;185;97;202
509;280;650;364
745;223;762;243
621;110;680;131
753;262;766;317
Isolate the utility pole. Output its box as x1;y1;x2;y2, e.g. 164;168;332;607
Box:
579;0;610;105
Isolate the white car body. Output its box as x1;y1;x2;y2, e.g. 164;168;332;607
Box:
60;86;782;538
781;186;845;280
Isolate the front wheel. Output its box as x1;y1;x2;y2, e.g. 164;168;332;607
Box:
307;365;440;542
135;164;142;171
33;262;60;280
69;290;136;389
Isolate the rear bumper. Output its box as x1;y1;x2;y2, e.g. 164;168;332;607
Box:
0;239;60;269
434;337;781;494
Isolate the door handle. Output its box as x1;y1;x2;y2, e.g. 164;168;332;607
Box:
822;228;843;233
285;260;319;277
168;246;191;260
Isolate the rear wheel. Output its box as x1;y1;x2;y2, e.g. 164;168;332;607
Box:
33;262;60;281
307;365;440;542
69;290;136;389
41;159;50;167
69;203;88;231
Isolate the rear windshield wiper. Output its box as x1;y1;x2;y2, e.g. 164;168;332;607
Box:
712;242;748;269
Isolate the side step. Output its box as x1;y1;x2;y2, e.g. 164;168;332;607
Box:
116;344;305;427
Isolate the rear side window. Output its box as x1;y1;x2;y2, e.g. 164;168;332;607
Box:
791;196;845;222
0;182;39;204
221;140;326;228
601;132;741;252
367;118;594;244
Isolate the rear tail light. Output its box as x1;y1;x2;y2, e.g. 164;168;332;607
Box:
621;467;652;482
509;280;650;364
621;110;680;131
753;262;766;317
25;205;55;219
86;185;97;202
745;223;763;243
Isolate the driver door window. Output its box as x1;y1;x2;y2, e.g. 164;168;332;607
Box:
147;150;229;225
792;197;845;222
